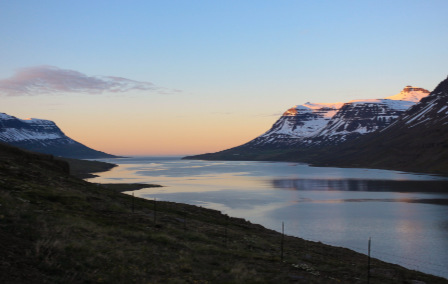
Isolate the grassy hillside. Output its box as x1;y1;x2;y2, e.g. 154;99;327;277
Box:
1;143;446;283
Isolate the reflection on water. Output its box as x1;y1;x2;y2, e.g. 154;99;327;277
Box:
88;156;448;279
272;178;448;192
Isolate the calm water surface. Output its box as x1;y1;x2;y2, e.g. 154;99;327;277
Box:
87;156;448;279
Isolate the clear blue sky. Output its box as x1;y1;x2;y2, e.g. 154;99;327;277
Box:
0;0;447;155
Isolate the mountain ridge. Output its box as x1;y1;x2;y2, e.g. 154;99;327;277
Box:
245;85;429;150
184;81;448;174
0;112;118;159
308;76;448;174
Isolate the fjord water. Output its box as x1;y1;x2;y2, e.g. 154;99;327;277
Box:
87;157;448;279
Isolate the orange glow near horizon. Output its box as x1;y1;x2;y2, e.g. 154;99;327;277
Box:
76;128;260;156
81;135;250;156
62;114;270;156
2;92;277;157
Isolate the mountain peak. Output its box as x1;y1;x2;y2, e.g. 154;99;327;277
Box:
0;112;117;159
282;102;343;116
384;86;429;102
303;102;344;110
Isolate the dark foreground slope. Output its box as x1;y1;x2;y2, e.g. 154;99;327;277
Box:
1;144;446;283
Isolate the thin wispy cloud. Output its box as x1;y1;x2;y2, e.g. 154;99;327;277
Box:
0;66;173;96
212;111;235;115
257;112;284;117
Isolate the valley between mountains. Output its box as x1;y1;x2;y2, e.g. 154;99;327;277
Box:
1;76;448;282
1;76;447;175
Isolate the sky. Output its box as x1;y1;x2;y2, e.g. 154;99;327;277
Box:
0;0;447;156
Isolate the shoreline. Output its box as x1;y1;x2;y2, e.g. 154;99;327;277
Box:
63;156;448;280
59;157;118;179
184;155;448;177
63;157;165;192
99;182;162;193
183;144;448;177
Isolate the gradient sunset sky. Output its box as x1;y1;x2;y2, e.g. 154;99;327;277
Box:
1;1;447;155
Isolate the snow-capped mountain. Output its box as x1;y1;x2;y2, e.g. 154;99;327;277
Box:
384;86;430;102
311;76;448;174
247;102;343;148
243;86;430;149
386;82;448;129
185;77;448;174
308;98;418;145
0;112;117;159
184;85;431;162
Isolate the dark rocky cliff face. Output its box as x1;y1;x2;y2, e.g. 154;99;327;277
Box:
0;113;117;159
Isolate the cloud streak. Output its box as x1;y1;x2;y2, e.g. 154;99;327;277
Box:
0;66;171;96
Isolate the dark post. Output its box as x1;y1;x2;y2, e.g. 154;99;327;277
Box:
281;222;284;261
367;237;371;284
183;210;187;232
225;223;228;248
132;192;135;213
153;198;157;226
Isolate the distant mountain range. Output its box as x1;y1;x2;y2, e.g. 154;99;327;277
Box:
0;113;117;159
185;80;448;174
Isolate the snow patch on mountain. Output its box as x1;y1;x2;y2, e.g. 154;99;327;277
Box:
0;113;14;120
1;128;65;142
384;86;429;102
258;103;342;139
242;86;430;149
23;118;57;125
310;98;423;144
0;113;68;142
0;112;116;158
